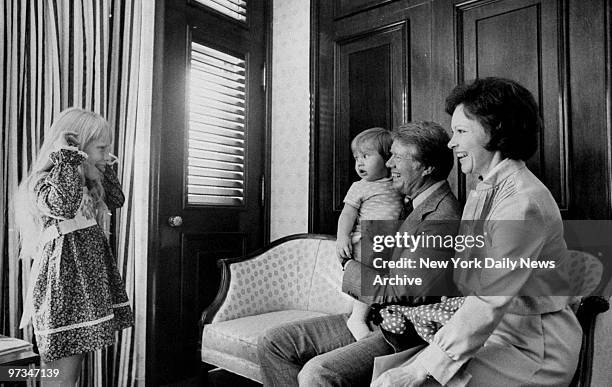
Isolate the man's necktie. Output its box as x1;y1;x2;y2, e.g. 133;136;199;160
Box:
400;198;413;220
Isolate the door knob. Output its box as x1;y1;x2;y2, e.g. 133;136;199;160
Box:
168;216;183;227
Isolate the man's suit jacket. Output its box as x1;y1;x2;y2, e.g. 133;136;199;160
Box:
342;180;462;304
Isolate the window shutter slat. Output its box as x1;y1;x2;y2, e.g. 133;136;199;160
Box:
190;125;244;140
188;185;243;197
190;66;245;92
189;131;244;148
192;0;247;22
188;157;243;172
191;88;245;108
191;57;245;81
188;195;243;206
188;165;243;180
190;97;245;117
190;148;243;163
188;42;246;206
193;43;244;65
191;108;245;125
191;115;244;132
188;176;243;189
191;78;245;100
189;139;244;157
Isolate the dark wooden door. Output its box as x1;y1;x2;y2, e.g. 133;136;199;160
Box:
456;0;567;210
312;0;455;233
149;1;267;384
454;0;611;219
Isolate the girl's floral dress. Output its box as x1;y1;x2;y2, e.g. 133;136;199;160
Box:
31;147;133;362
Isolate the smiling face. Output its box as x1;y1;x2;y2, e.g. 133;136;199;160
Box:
448;104;495;176
353;147;388;181
385;141;429;196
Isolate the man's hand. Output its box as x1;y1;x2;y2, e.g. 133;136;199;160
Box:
371;362;429;387
336;235;353;262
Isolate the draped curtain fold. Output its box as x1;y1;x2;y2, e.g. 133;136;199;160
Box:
1;1;153;385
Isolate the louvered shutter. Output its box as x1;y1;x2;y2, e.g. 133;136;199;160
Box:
192;0;247;22
187;42;246;206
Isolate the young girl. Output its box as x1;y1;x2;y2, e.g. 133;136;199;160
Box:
336;127;403;340
16;108;133;385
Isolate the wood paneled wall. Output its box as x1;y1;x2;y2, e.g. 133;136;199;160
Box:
311;0;612;234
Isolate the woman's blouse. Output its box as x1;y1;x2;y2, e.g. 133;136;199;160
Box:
415;159;571;385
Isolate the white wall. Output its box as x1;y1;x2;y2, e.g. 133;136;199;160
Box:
270;0;310;241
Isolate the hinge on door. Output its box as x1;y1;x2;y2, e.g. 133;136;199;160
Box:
260;174;266;208
261;62;266;92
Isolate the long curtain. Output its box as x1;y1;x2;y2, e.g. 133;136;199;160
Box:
0;1;153;385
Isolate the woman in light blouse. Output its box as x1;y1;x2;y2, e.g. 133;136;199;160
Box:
372;77;580;386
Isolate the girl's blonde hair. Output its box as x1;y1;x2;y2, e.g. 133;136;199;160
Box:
15;107;113;259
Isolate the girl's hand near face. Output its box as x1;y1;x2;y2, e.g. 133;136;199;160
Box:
63;132;80;148
95;160;107;173
42;132;80;171
95;152;118;173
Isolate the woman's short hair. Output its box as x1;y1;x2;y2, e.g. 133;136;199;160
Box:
351;127;393;161
392;121;454;181
445;77;541;161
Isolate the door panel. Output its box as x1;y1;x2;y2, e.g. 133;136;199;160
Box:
458;0;567;211
150;1;267;384
315;0;449;233
179;232;246;363
335;24;405;209
567;0;612;220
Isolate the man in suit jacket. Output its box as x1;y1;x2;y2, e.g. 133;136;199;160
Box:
258;122;462;387
342;179;462;305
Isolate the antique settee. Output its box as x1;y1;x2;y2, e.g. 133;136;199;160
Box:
199;235;609;386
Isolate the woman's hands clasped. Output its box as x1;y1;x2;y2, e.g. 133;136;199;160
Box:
371;362;429;387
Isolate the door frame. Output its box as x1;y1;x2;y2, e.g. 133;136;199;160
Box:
146;0;273;384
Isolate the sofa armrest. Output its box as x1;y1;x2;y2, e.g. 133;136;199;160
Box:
200;258;233;326
570;295;610;387
200;234;336;327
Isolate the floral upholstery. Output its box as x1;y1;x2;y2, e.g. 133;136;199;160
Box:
306;239;354;314
212;239;318;323
556;250;603;311
562;250;603;296
201;235;353;383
